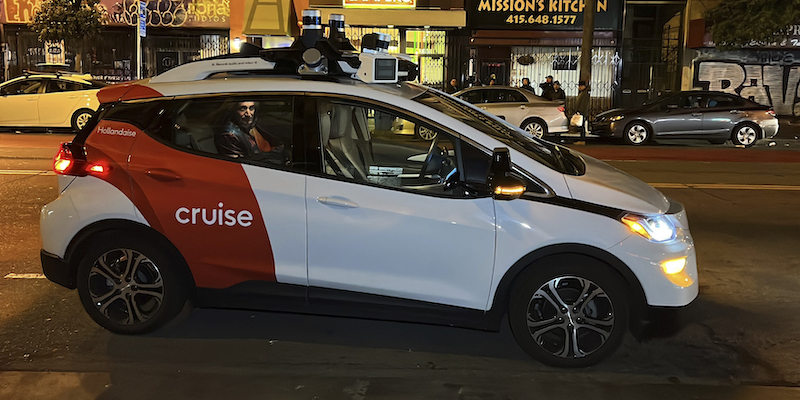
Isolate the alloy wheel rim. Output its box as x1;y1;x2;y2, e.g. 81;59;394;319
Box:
737;126;756;145
88;248;165;326
627;125;647;144
76;113;91;130
525;275;615;359
418;126;438;141
525;122;544;139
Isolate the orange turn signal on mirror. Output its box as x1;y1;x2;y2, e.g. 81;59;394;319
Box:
494;185;525;196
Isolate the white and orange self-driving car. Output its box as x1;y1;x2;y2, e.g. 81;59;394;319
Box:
40;11;697;368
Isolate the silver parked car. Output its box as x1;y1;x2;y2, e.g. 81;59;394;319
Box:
592;91;779;147
453;86;568;139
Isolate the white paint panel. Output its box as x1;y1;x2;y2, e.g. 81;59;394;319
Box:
489;200;631;310
242;164;308;286
306;176;496;310
40;176;148;258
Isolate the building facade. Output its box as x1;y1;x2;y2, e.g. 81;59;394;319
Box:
0;0;230;81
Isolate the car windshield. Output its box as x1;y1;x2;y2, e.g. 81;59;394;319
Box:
411;86;583;175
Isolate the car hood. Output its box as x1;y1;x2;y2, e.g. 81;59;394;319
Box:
563;153;669;214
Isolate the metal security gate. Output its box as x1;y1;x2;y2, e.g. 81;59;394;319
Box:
511;46;620;117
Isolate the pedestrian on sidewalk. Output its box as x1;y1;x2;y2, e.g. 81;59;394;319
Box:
546;80;566;101
520;78;535;94
539;75;554;99
570;81;590;144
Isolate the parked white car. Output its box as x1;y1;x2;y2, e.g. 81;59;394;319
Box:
0;72;106;131
454;86;568;138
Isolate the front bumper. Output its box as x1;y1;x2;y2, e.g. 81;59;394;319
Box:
590;120;618;137
41;250;77;289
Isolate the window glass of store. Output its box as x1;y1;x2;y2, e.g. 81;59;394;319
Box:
316;98;459;194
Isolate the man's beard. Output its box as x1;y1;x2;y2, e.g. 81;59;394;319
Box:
236;116;256;132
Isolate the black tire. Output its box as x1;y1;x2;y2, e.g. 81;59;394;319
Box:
76;232;191;334
508;255;630;367
623;121;651;145
731;123;760;147
71;108;94;132
521;118;548;139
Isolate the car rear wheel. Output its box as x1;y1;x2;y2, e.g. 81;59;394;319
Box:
71;109;94;132
731;123;760;147
508;256;629;367
521;118;547;139
624;122;650;145
76;232;190;334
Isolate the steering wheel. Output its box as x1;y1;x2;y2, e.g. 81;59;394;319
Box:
418;136;442;180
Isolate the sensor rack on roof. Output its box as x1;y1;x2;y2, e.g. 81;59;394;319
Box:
146;10;418;84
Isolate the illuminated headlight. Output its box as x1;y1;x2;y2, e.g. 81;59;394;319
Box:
609;115;625;122
621;213;677;243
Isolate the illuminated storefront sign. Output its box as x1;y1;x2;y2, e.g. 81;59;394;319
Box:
466;0;620;30
343;0;416;9
1;0;230;28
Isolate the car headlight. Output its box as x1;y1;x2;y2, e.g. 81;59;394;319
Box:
621;213;676;243
609;115;625;122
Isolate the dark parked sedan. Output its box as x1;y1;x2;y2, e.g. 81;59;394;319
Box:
592;91;779;147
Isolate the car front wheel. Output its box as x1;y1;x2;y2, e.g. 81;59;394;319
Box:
76;233;190;334
508;256;629;367
624;122;650;145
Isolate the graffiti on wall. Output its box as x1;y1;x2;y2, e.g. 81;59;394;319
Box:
1;0;229;28
694;50;800;116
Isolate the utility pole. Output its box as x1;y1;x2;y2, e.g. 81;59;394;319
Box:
580;0;597;85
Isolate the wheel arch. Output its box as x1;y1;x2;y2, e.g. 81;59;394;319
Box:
63;219;196;295
487;243;648;336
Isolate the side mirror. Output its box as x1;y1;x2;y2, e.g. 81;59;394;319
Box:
488;148;526;200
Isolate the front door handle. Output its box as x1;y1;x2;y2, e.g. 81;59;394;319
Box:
145;169;182;182
691;113;703;117
519;105;526;109
730;109;742;114
316;196;358;208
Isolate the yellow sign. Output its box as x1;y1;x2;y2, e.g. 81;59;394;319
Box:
344;0;416;9
243;0;294;36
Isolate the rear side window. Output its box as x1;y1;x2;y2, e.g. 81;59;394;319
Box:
166;96;295;168
707;95;744;108
460;90;483;104
45;80;84;93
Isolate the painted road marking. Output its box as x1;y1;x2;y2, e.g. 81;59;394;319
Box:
4;273;47;279
651;183;800;191
0;169;55;176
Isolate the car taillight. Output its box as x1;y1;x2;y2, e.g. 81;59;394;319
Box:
53;142;111;177
766;109;776;117
557;105;565;113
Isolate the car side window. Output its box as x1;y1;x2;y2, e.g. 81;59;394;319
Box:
460;90;483;104
681;94;705;109
45;80;84;93
1;79;42;95
507;90;528;102
316;98;460;195
707;95;740;108
161;96;294;168
486;89;504;103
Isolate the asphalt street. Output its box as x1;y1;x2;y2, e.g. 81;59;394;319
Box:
1;133;800;399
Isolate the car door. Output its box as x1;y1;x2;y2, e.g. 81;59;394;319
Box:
650;93;704;135
123;94;308;290
39;79;86;126
702;94;745;136
0;78;44;126
305;96;496;310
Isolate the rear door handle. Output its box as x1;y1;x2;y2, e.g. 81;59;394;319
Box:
145;169;182;182
519;105;526;109
691;113;703;117
730;109;742;114
316;196;358;208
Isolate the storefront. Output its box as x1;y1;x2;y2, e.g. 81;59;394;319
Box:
461;0;623;114
240;0;464;89
0;0;230;81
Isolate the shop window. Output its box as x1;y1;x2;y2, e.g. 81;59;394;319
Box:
316;98;458;194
